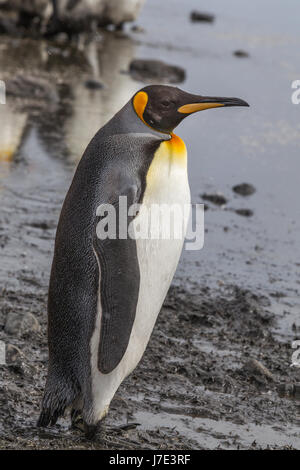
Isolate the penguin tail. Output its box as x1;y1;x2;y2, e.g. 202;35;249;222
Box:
37;373;80;427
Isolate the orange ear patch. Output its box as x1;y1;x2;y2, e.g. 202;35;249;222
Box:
133;91;148;124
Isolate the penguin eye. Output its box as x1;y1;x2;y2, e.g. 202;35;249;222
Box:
161;101;170;108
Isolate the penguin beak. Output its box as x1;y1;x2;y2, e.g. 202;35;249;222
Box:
178;96;249;114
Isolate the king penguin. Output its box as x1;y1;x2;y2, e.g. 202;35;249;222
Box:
38;85;249;436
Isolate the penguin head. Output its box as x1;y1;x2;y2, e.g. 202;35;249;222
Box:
132;85;249;134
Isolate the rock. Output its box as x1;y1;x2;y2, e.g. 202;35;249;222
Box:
6;344;22;364
0;16;18;35
201;193;227;206
235;208;253;217
54;32;69;44
21;312;41;335
129;59;186;84
244;359;275;381
84;79;104;90
28;221;52;230
232;183;256;196
277;383;300;400
5;312;22;335
190;11;215;23
4;312;40;336
6;75;58;102
131;24;145;33
233;50;250;58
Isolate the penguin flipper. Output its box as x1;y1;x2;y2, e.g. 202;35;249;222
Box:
93;180;141;375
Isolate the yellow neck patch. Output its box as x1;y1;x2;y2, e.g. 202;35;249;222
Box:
165;133;186;155
146;133;187;190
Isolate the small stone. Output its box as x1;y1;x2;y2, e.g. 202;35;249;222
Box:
4;312;22;336
6;344;22;364
277;383;300;399
131;25;145;33
21;313;41;335
244;359;275;381
4;312;40;336
84;79;104;90
129;59;186;84
0;17;18;35
233;183;256;196
54;32;69;44
201;193;227;206
6;75;58;102
233;50;250;58
29;221;51;230
235;208;253;217
190;11;215;23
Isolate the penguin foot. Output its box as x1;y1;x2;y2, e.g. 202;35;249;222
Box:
70;409;103;440
84;421;102;441
70;408;85;432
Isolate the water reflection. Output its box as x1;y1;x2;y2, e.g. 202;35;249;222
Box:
0;102;27;182
64;33;138;162
0;31;138;179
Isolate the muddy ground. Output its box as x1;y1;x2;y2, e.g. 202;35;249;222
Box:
0;237;299;449
0;0;300;450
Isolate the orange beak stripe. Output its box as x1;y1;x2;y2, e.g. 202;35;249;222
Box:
178;102;225;113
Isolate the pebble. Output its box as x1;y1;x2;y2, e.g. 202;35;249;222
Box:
4;312;41;337
233;183;256;196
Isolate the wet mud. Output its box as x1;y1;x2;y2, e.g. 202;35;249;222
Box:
0;0;300;450
0;263;299;449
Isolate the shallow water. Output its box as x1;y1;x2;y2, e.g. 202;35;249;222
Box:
1;1;299;297
135;409;300;450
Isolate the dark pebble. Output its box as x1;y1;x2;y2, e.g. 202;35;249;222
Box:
235;209;254;217
201;193;227;206
84;79;104;90
233;50;250;58
277;383;300;400
131;25;145;34
190;11;215;23
232;183;256;196
6;75;58;102
129;59;186;84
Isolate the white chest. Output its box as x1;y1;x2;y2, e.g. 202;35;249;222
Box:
129;136;190;362
90;135;190;421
